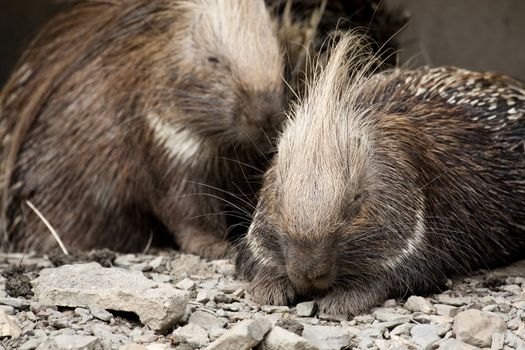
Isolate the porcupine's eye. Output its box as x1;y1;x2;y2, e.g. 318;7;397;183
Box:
207;56;220;65
346;191;366;218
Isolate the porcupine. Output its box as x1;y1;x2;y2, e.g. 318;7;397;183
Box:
0;0;285;258
236;33;525;315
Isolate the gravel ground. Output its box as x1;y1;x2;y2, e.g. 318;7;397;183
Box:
0;250;523;350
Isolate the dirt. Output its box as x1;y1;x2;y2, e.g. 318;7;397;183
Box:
1;265;34;298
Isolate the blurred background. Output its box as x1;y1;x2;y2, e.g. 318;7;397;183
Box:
1;0;524;88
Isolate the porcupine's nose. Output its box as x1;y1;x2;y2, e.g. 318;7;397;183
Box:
285;243;337;292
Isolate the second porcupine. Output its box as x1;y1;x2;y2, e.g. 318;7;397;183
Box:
236;34;525;315
0;0;284;257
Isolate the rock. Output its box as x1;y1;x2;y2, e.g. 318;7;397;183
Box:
404;296;435;314
453;309;506;347
172;324;210;348
261;305;290;313
75;307;93;322
130;263;151;272
353;315;374;323
214;293;233;304
295;302;317;317
0;310;21;338
382;299;397;308
21;338;47;350
491;332;505;350
148;257;165;270
275;318;304;336
374;339;411;350
505;330;525;349
189;311;227;330
410;324;441;350
223;302;242;312
209;327;227;340
434;323;452;337
258;326;318;350
146;345;171;350
38;335;102;350
372;309;412;324
516;324;525;339
435;295;470;306
175;278;196;291
434;304;460;317
196;290;215;304
302;325;351;350
120;345;147;350
217;280;249;294
0;276;6;298
390;323;415;336
205;318;272;350
31;263;189;332
0;297;31;309
260;313;284;326
211;261;236;276
232;288;245;299
90;307;113;322
359;325;386;338
170;254;215;278
413;314;454;324
438;339;478;350
174;345;194;350
357;336;375;349
0;305;15;315
149;273;172;284
318;313;347;322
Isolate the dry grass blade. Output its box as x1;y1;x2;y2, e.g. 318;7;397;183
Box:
25;200;69;256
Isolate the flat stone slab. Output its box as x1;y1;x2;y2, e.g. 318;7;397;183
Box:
32;263;189;332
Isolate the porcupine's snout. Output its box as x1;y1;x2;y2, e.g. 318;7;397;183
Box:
284;240;338;292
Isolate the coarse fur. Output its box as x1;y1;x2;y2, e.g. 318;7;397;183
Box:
0;0;285;257
268;0;408;101
236;33;525;315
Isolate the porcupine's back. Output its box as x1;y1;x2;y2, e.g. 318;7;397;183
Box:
361;66;525;270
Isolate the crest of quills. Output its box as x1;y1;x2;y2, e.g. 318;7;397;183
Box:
0;2;524;350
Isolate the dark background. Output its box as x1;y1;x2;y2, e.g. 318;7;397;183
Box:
1;0;525;87
386;0;525;80
0;0;66;86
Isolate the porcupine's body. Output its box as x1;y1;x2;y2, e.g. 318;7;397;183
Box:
236;34;525;315
0;0;285;257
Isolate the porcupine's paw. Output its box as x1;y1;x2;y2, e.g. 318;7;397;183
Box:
315;285;388;317
248;274;298;306
176;227;232;260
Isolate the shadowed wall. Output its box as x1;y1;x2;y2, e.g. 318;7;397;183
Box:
386;0;525;81
0;0;65;86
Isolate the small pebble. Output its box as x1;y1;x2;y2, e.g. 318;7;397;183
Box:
404;296;435;314
261;305;290;313
295;301;316;317
434;304;460;317
491;332;505;350
90;307;113;322
176;278;197;291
